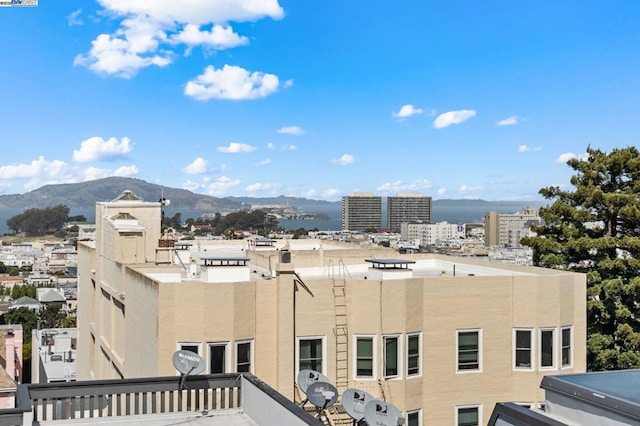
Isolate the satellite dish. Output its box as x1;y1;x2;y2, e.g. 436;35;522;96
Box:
306;381;338;410
342;388;375;421
172;350;206;376
296;369;331;393
364;400;405;426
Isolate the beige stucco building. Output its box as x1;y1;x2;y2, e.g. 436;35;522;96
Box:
77;191;586;425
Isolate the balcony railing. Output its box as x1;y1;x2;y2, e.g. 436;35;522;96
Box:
0;373;321;426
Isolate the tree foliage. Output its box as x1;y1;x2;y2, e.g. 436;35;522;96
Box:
2;307;37;343
38;304;67;329
522;146;640;370
186;210;281;236
6;205;73;236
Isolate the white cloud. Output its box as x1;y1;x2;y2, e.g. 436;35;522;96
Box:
114;165;139;176
323;188;341;199
556;152;588;163
205;176;241;195
68;9;84;26
283;79;294;88
433;109;476;129
185;65;283;100
330;154;356;166
245;182;281;193
83;165;139;180
300;189;317;198
437;188;447;197
267;142;297;151
376;179;432;192
392;104;424;119
74;17;172;79
518;145;542;153
459;185;483;192
258;158;272;166
170;24;247;50
497;116;520;126
73;136;133;162
183;157;209;174
217;142;256;153
0;156;70;179
76;0;284;78
182;179;201;192
277;126;305;135
94;0;284;24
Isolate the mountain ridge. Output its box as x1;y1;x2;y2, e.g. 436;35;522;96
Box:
0;177;545;213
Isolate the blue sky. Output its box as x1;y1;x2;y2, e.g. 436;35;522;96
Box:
1;1;639;201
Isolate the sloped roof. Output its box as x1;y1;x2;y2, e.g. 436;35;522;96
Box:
12;296;40;306
39;289;66;303
113;190;143;202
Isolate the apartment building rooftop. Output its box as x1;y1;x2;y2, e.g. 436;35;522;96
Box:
0;373;321;426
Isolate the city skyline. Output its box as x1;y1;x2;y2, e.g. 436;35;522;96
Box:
1;1;639;201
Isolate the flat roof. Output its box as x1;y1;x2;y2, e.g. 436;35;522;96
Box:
542;370;640;420
365;258;416;269
296;258;537;280
45;408;259;425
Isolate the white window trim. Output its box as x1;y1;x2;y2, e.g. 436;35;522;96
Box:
406;408;422;426
177;341;202;355
538;328;557;370
456;329;482;373
176;342;202;376
406;332;422;378
560;325;573;369
235;339;254;374
207;341;231;374
352;334;377;380
513;328;535;371
455;404;482;426
296;335;327;377
382;334;403;380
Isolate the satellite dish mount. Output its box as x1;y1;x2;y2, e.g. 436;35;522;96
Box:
172;350;205;407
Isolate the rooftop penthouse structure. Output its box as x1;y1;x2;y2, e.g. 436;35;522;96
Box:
77;190;587;425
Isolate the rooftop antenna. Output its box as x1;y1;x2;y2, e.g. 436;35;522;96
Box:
172;350;205;408
306;381;338;422
159;189;170;226
342;388;374;425
363;399;405;426
296;369;331;407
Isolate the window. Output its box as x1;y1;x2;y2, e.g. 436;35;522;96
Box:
179;342;200;355
406;409;421;426
539;328;556;369
236;340;252;373
208;342;229;374
561;326;572;368
457;330;481;372
298;337;324;374
354;336;375;378
456;405;481;426
514;329;533;369
383;335;400;378
406;333;421;377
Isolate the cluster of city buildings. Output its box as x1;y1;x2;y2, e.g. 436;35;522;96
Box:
1;190;636;425
341;192;542;265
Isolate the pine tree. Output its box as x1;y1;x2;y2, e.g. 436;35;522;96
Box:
522;146;640;370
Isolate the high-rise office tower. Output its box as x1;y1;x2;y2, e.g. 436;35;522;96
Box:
387;193;432;232
341;192;382;231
